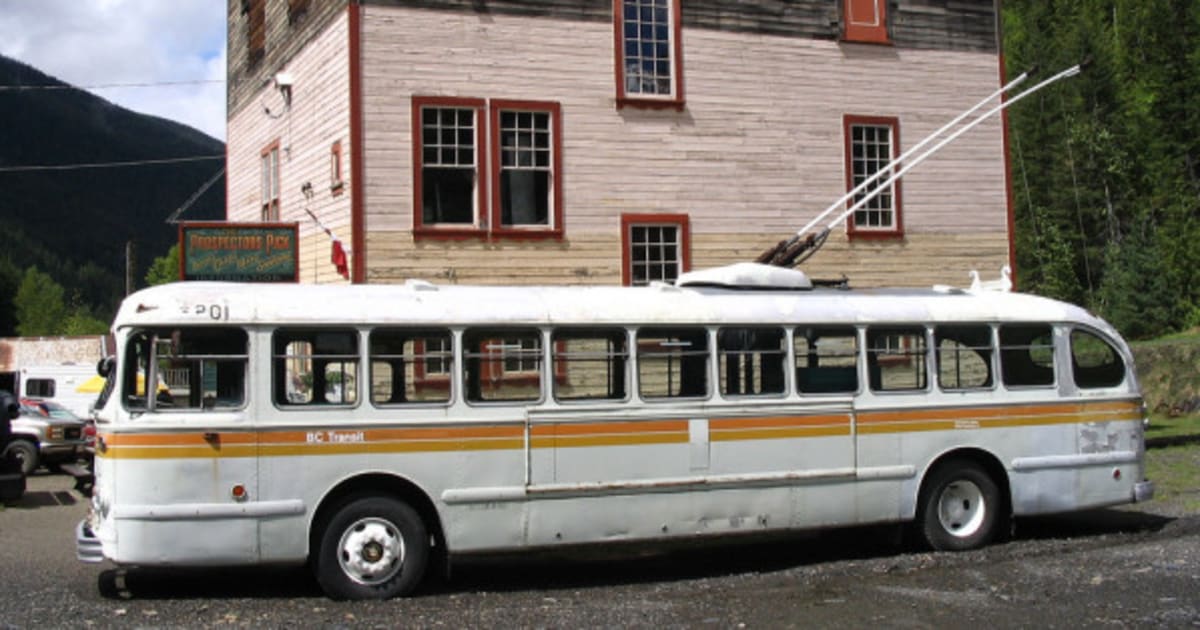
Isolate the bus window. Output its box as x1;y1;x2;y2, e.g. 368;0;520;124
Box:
794;326;858;394
552;328;628;402
999;324;1055;388
718;327;785;397
936;325;994;391
867;327;928;392
273;329;359;406
123;327;248;411
1070;329;1125;389
369;329;452;405
637;327;709;400
463;329;543;403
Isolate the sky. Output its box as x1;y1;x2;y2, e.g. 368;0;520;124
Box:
0;0;227;141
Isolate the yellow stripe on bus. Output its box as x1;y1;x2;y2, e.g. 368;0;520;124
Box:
97;399;1142;459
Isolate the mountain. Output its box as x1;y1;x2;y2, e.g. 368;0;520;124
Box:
0;54;224;321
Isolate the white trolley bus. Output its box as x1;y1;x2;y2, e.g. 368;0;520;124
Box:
76;263;1153;599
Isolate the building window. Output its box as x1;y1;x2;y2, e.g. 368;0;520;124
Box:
620;213;690;286
412;97;562;239
614;0;684;110
413;97;484;233
844;115;902;238
491;101;562;234
261;141;280;221
246;0;266;64
843;0;890;45
329;141;344;195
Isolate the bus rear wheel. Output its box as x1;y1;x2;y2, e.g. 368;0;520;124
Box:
314;495;429;600
917;460;1000;551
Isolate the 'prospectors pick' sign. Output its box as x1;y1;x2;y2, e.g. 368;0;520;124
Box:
179;222;299;282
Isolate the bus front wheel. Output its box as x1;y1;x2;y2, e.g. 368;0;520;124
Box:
917;460;1000;551
314;495;429;600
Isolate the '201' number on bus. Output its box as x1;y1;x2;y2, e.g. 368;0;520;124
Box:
194;304;228;321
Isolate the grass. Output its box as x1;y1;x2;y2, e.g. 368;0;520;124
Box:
1145;413;1200;440
1145;441;1200;513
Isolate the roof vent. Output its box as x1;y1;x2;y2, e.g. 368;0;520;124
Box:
404;279;438;292
676;263;813;290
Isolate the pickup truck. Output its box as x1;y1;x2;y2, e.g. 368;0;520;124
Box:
3;398;87;475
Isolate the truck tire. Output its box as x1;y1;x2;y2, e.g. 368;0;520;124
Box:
3;439;39;476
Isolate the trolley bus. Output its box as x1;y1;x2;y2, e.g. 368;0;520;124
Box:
76;263;1153;599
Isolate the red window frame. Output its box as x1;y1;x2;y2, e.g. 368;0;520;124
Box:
620;213;691;286
413;97;563;241
412;96;488;239
613;0;685;111
329;140;344;196
843;115;903;239
843;0;890;45
260;140;280;221
489;100;564;239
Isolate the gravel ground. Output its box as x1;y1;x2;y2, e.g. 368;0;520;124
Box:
1;466;1197;628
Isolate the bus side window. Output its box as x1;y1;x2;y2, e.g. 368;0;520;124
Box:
369;329;452;405
718;327;785;397
273;329;359;406
1070;329;1125;389
637;327;709;400
552;328;628;402
935;325;994;390
462;328;543;403
999;324;1055;388
124;328;248;411
794;326;858;394
866;327;928;392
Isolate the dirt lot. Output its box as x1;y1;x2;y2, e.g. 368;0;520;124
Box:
1;446;1198;629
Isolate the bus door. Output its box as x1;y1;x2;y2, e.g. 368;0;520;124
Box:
114;326;260;562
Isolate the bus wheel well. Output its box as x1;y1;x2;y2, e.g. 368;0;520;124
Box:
308;474;446;565
920;448;1012;537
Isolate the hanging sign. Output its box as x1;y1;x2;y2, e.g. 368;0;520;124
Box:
179;222;299;282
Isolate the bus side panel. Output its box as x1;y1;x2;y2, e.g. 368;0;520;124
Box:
256;440;531;561
103;447;260;565
521;487;799;547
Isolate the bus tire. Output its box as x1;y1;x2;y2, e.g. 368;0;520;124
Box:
917;460;1000;552
3;440;39;476
314;495;429;600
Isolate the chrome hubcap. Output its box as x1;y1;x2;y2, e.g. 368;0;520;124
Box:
937;479;986;538
338;517;405;585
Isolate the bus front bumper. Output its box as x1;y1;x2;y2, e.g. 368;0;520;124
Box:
76;519;104;563
1133;480;1155;503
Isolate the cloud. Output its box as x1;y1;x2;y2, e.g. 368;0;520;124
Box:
0;0;227;140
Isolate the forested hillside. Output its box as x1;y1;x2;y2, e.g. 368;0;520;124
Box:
0;55;224;336
1003;0;1200;339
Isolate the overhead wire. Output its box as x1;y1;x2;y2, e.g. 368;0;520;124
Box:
0;79;223;91
0;155;224;173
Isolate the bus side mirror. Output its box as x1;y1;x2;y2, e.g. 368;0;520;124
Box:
97;357;114;378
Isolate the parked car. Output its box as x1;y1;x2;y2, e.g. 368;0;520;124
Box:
2;398;87;475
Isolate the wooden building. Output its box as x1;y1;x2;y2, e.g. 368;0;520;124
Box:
225;0;1013;288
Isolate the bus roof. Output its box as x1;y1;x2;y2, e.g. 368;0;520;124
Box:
114;266;1112;335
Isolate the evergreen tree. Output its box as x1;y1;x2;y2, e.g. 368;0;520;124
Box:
15;266;68;336
145;245;180;287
